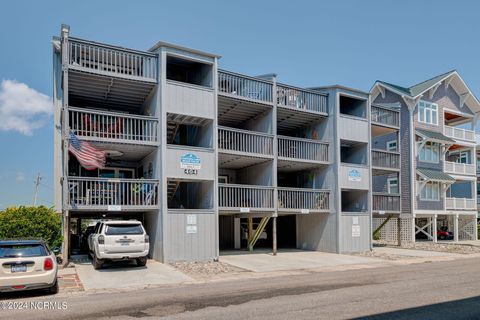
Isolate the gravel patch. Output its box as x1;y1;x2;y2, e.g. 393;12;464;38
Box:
171;261;247;279
400;242;480;255
352;250;417;261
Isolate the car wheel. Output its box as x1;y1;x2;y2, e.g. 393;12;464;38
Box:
48;280;59;294
93;256;104;270
136;257;147;267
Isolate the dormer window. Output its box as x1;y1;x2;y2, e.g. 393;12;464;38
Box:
418;101;438;125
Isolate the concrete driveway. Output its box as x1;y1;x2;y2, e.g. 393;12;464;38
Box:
219;249;384;272
72;256;192;291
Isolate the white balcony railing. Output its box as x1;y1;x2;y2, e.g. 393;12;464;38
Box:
68;177;159;209
277;136;329;163
445;197;476;210
444;125;476;142
218;126;274;156
371;105;400;127
218;70;273;104
444;161;476;175
218;184;275;211
69;107;158;144
371;149;400;170
276;84;328;114
278;188;329;212
68;38;157;82
373;193;401;212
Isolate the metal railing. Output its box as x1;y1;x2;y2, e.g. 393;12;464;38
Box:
371;105;400;127
278;188;330;212
218;70;273;104
445;197;477;210
372;193;401;212
276;84;328;114
444;125;476;142
69;107;158;144
68;177;159;208
218;126;274;156
68;38;157;82
371;149;400;169
218;184;274;210
277;136;329;162
444;161;476;175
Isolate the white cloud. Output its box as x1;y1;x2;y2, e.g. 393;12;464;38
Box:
0;80;53;135
16;172;25;181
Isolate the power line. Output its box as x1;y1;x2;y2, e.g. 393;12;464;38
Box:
33;173;42;206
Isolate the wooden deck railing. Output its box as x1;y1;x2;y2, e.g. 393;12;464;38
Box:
372;193;401;212
218;126;274;156
277;136;329;162
69;107;158;144
218;184;275;210
218;70;273;104
371;149;400;170
371;105;400;127
445;197;476;210
444;125;475;142
68;38;157;82
68;177;159;209
278;188;329;212
276;84;328;114
444;161;476;175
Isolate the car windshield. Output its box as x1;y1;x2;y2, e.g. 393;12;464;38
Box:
0;244;47;258
105;224;143;235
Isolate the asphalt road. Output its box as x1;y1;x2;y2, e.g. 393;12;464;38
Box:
2;257;480;320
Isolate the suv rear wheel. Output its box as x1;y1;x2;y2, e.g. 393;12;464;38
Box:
136;257;147;267
93;256;104;270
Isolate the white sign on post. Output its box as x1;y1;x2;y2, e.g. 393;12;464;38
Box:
352;225;361;237
107;205;121;211
240;208;250;213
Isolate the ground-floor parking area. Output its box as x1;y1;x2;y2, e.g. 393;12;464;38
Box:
414;213;477;242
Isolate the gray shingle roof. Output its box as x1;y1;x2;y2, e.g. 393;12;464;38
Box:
417;168;455;182
416;129;456;144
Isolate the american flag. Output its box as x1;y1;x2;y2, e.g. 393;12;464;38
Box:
68;132;106;170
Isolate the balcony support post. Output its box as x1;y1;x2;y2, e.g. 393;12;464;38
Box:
247;216;253;252
272;215;277;256
397;215;402;246
454;214;459;242
432;215;438;243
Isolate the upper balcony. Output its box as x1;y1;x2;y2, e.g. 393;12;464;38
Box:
277;136;329;171
276;84;328;115
277;187;330;213
446;197;476;210
218;70;273;105
371;149;400;171
444;161;476;176
372;193;401;214
371;105;400;128
69;107;158;146
218;183;275;212
444;125;476;143
68;38;157;83
67;177;159;211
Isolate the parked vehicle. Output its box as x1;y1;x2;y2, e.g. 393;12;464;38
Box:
0;239;58;293
438;227;454;240
89;220;149;269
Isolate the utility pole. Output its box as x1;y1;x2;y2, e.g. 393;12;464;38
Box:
33;173;42;206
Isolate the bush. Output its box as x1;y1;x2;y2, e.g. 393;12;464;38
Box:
0;206;62;248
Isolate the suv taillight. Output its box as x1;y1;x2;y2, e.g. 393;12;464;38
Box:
98;235;105;244
44;258;54;271
144;234;149;243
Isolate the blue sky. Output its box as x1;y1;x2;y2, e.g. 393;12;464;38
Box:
0;0;479;208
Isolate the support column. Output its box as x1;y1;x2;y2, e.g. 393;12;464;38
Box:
433;215;438;243
454;214;459;242
272;215;277;256
234;218;241;249
62;214;70;263
397;216;402;246
247;216;253;252
412;215;416;243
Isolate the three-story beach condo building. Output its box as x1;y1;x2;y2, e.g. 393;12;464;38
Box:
370;71;479;243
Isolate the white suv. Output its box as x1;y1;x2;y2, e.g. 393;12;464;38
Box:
89;220;150;269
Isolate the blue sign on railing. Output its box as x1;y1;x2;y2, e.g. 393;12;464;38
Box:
180;153;201;170
348;169;361;182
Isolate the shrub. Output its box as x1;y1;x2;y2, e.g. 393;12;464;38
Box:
0;206;62;248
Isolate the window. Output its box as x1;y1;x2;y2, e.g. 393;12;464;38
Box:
419;142;439;163
456;152;468;164
387;177;399;194
218;175;228;184
420;181;440;201
418;101;438;125
386;140;397;152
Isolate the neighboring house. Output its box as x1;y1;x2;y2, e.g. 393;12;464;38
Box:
370;71;479;243
476;134;480;222
52;25;373;263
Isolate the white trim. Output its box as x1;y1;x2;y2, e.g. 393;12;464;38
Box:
386;140;397;152
387;177;399;194
419;181;441;201
417;100;439;125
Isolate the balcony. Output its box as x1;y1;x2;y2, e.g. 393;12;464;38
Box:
68;38;157;82
69;107;158;145
278;136;329;163
372;193;401;213
218;126;274;157
371;149;400;170
218;70;273;104
444;161;476;176
444;125;476;143
276;84;328;114
218;184;275;212
371;105;400;128
446;197;477;210
67;177;159;211
278;188;330;213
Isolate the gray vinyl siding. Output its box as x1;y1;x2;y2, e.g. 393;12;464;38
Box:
339;214;370;252
297;214;337;253
372;132;397;150
416;197;444;210
372;173;397;193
